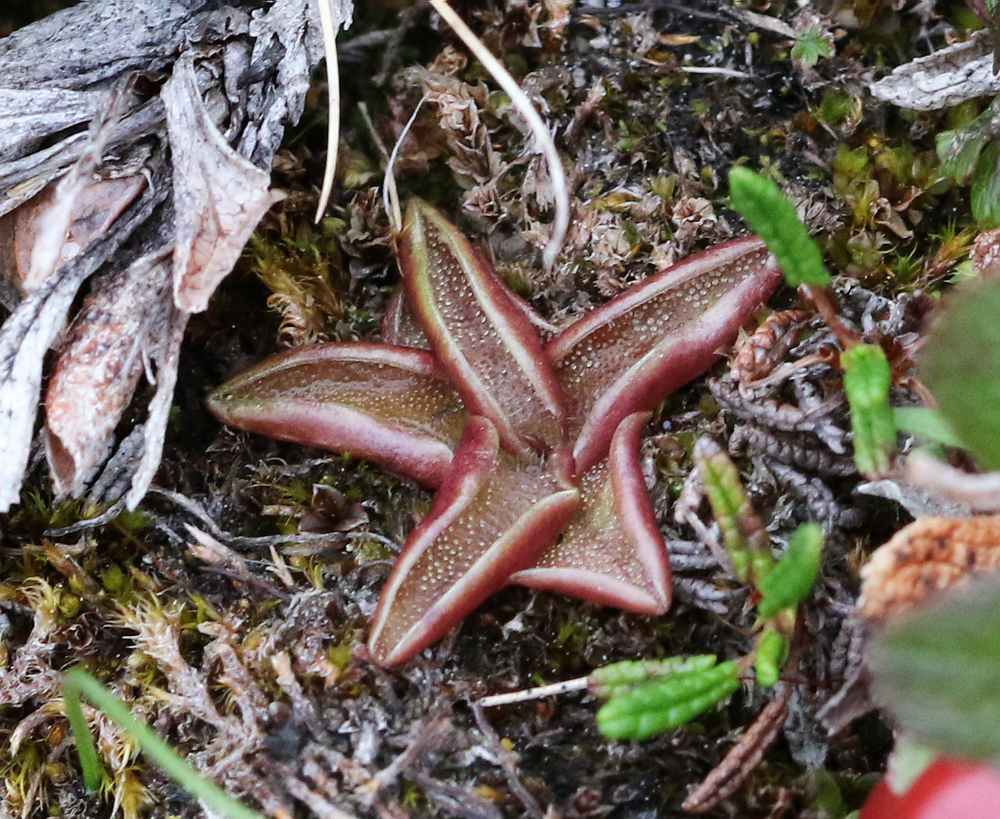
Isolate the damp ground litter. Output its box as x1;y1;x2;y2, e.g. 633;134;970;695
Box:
0;1;988;817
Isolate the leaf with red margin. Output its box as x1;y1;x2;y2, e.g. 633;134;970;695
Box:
398;199;567;458
368;416;579;667
510;412;671;614
549;237;782;472
206;343;467;488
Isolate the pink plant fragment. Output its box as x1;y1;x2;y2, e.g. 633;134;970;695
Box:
164;55;282;313
207;343;467;488
0;175;146;298
549;237;782;472
510;412;671;614
367;416;579;666
45;252;171;497
398;198;567;457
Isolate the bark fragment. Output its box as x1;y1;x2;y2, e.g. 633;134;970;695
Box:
44;249;172;498
0;0;355;512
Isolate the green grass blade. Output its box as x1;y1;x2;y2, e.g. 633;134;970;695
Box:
63;669;264;819
63;673;103;791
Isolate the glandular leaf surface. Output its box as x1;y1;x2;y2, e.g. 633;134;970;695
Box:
206;343;466;487
368;416;579;666
399;198;567;458
511;412;671;614
549;237;781;471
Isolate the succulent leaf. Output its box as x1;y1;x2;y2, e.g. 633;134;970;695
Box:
367;416;580;666
510;412;671;613
382;280;557;349
208;204;789;667
549;237;782;471
399;199;567;458
206;343;466;487
595;659;739;741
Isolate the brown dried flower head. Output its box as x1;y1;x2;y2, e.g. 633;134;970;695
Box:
858;515;1000;621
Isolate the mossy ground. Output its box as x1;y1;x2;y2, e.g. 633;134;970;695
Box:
0;1;985;816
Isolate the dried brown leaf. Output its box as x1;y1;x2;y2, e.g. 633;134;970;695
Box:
164;54;283;313
0;175;146;298
44;250;171;497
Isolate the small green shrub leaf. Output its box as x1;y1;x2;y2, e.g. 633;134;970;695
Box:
892;407;964;448
972;141;1000;227
694;438;774;585
791;28;832;68
728;166;831;288
921;279;1000;470
867;574;1000;760
755;628;790;688
589;655;718;698
842;344;896;476
937;121;994;185
756;523;824;618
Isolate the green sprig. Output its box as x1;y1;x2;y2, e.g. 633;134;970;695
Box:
728;166;831;288
589;655;718;699
755;628;790;688
756;523;824;619
842;344;897;476
695;439;774;585
596;659;739;741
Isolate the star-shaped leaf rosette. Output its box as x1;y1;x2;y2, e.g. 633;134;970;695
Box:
208;200;782;666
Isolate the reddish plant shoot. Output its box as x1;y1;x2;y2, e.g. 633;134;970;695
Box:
861;758;1000;819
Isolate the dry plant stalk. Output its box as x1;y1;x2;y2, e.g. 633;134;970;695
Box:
427;0;568;269
682;686;791;814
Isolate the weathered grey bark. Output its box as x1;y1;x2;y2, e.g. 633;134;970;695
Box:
0;0;354;513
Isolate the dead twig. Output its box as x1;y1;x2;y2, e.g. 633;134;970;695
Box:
472;703;546;819
682;685;792;814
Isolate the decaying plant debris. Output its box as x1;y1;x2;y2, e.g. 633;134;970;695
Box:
0;0;353;514
2;0;998;817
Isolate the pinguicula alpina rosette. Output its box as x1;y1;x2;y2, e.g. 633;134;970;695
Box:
208;199;782;666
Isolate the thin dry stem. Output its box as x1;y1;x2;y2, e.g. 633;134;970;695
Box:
427;0;568;268
477;676;589;708
314;0;341;223
682;686;791;814
383;96;427;233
